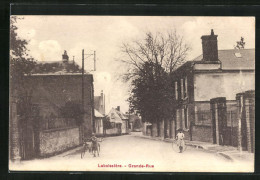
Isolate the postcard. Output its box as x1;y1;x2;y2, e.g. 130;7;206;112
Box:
9;16;255;172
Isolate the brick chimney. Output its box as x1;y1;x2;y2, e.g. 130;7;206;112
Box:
116;106;120;112
201;29;218;62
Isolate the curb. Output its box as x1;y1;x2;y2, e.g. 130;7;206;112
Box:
217;152;234;162
134;135;234;161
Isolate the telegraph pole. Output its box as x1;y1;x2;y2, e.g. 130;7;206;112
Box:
81;49;85;143
82;49;85;109
81;49;96;137
94;51;96;71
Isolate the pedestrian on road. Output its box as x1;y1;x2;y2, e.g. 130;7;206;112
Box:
176;129;185;153
91;133;99;157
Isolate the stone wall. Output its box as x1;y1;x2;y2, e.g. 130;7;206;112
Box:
106;128;119;135
39;126;80;157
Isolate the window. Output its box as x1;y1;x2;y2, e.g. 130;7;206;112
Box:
111;122;115;128
185;76;188;98
111;112;115;119
175;81;178;100
234;52;242;58
184;108;189;129
181;79;184;99
176;109;181;129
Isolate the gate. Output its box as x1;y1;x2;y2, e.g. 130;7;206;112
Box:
236;90;255;153
210;97;228;145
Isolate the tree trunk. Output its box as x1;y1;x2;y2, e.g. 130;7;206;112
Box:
164;118;167;139
157;121;160;137
151;123;153;137
10;93;21;162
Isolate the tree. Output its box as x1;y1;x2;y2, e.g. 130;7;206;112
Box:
10;16;37;160
10;16;36;91
120;30;189;137
235;37;246;49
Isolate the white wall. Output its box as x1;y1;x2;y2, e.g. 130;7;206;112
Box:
194;71;254;101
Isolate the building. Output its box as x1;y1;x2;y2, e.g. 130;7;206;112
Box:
10;51;94;160
94;109;104;135
94;90;105;115
171;29;255;145
128;113;142;132
33;50;81;74
94;91;106;136
106;106;129;135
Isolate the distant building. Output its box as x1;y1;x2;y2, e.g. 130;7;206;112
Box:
94;109;104;136
94;91;106;135
170;29;255;144
106;106;129;135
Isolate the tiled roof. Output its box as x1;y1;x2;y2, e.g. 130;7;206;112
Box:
193;49;255;70
115;109;128;120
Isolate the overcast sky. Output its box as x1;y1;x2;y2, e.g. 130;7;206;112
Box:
14;16;255;113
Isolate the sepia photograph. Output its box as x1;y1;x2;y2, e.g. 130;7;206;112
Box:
9;16;255;172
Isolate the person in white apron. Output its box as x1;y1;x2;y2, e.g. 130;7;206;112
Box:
176;129;185;153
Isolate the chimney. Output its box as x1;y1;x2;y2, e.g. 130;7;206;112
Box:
62;50;69;63
201;29;218;62
116;106;120;112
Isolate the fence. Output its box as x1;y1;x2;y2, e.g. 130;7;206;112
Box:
226;110;238;147
194;110;238;146
195;110;211;126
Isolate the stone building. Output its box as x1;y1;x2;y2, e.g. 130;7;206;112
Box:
10;51;94;160
170;29;255;145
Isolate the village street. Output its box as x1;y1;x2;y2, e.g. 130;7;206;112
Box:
11;132;253;172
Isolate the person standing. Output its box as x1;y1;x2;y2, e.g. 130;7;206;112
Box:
176;129;185;153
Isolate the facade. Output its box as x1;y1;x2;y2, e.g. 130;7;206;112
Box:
94;91;106;135
106;106;129;135
171;30;255;145
10;51;95;160
94;109;104;135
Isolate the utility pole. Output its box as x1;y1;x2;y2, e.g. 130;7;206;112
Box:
82;49;85;109
81;49;96;136
81;49;85;143
94;51;96;71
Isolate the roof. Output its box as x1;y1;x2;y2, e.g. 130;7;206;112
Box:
32;60;82;74
27;73;91;76
193;49;255;70
115;109;128;120
107;108;128;123
94;109;104;118
94;96;102;109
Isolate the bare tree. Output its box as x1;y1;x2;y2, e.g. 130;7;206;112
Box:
119;30;190;82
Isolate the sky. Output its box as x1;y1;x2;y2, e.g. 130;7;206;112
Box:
13;16;255;113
